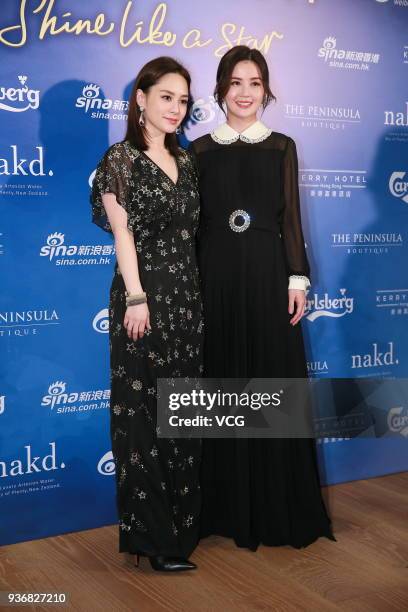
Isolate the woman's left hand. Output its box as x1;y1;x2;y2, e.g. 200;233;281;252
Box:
288;289;306;325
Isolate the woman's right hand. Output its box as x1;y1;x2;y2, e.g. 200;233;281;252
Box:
124;303;151;340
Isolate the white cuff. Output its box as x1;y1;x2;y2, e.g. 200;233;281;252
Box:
288;275;311;292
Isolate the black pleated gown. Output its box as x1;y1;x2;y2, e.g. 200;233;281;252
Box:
190;127;336;550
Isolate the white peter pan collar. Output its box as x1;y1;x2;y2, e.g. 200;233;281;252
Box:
211;120;272;145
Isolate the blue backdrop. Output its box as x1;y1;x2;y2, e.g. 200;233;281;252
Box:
1;0;407;546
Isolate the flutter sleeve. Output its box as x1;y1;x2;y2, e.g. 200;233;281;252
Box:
90;142;135;233
281;137;311;292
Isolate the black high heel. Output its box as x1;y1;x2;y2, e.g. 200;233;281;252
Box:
134;554;197;572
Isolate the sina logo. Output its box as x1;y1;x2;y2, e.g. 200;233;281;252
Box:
93;308;109;333
318;37;338;62
190;96;217;123
40;381;110;413
389;172;408;204
41;381;67;410
0;76;40;112
305;288;354;321
75;83;113;114
351;341;398;369
0;395;5;415
0;442;65;478
387;406;408;437
40;233;76;260
0;145;52;176
98;451;115;475
384;102;408;126
317;37;379;67
75;84;128;119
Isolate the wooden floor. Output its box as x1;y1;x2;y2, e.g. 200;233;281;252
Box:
0;472;407;612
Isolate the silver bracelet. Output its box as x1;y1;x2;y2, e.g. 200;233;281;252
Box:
125;291;147;306
126;296;147;306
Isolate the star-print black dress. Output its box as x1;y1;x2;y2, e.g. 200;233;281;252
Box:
91;141;203;558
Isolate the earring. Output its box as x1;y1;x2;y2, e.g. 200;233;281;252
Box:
138;106;145;126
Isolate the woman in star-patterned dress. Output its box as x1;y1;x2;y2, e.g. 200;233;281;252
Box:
91;58;203;572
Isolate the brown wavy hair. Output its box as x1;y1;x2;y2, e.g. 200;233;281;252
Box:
214;45;276;113
125;56;192;157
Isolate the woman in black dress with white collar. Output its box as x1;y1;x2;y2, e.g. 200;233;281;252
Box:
190;46;335;550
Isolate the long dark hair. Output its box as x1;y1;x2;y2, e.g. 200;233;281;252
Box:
214;46;276;113
125;56;192;157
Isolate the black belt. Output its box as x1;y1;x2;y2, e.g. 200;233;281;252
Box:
203;209;280;235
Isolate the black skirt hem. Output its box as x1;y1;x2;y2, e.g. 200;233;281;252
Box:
198;529;337;552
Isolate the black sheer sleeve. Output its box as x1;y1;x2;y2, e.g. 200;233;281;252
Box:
281;137;311;285
187;141;199;173
91;142;136;233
